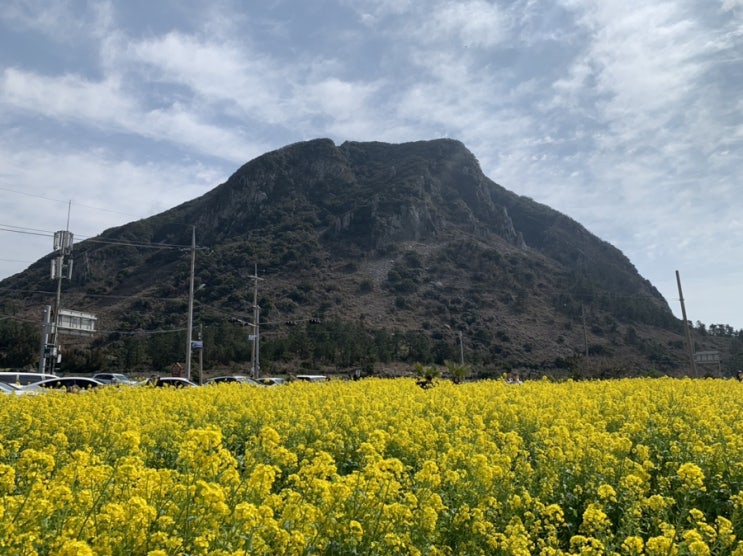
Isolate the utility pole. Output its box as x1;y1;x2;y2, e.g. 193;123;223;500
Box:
185;227;196;380
38;305;52;374
198;322;203;385
581;304;589;358
458;330;464;365
249;264;263;378
42;202;73;374
676;270;698;376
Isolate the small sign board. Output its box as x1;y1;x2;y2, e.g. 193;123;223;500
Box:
694;350;721;372
57;309;97;337
694;350;720;364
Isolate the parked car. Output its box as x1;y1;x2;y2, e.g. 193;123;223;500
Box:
0;382;22;395
22;377;104;392
205;375;258;385
0;382;16;394
295;375;328;382
0;382;41;396
93;372;140;385
0;371;58;386
145;376;198;388
253;377;286;386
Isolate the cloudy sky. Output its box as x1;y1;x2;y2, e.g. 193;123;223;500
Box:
1;0;741;329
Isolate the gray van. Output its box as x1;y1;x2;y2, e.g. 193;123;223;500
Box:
0;372;58;385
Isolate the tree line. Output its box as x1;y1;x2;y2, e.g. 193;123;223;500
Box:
0;317;466;376
3;315;743;376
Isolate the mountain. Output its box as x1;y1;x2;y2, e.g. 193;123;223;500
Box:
1;138;734;378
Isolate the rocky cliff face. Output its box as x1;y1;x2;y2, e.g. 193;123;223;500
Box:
199;139;549;254
1;138;688;375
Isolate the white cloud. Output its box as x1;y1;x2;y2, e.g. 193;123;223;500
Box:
296;78;384;134
0;67;254;163
722;0;743;11
423;1;510;48
0;140;229;279
111;29;394;138
0;141;225;226
553;61;593;102
345;0;510;48
532;0;740;275
341;0;415;25
120;32;277;109
0;0;91;41
578;3;706;136
1;68;133;122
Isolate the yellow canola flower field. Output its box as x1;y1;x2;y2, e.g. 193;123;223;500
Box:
1;377;743;555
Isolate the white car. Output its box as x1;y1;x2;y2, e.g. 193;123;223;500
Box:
0;382;29;396
0;371;58;386
22;377;104;392
295;375;328;382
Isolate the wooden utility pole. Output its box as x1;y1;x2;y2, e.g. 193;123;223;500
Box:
676;270;698;376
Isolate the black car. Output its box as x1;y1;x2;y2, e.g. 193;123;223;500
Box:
253;377;287;386
205;375;258;385
93;372;140;385
145;376;198;388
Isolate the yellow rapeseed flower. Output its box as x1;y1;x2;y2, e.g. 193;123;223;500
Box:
677;462;706;493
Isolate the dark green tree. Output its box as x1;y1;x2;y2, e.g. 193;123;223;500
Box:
0;319;38;368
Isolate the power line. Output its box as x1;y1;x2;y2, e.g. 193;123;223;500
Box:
0;186;142;218
0;287;56;296
0;286;198;303
0;225;54;238
82;237;191;249
0;185;70;204
0;258;36;264
0;224;195;250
